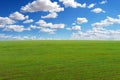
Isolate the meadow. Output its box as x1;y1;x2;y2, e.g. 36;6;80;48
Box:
0;40;120;80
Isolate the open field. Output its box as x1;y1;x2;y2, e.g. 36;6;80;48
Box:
0;40;120;80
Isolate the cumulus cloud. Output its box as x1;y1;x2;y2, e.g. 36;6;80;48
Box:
88;3;96;9
12;36;44;40
92;16;120;27
71;15;120;40
59;0;86;8
23;19;34;24
100;0;107;4
0;17;15;25
77;17;88;24
29;25;37;29
36;20;65;29
41;12;58;19
0;34;45;40
40;28;56;34
66;25;81;31
118;15;120;18
0;25;5;28
9;11;27;20
3;25;30;32
71;27;120;40
91;8;105;13
0;34;12;39
21;0;64;13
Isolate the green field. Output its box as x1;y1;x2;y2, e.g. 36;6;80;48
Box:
0;40;120;80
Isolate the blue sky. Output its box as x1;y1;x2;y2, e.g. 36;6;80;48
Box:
0;0;120;40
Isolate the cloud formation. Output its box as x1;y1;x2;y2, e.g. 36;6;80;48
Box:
3;25;30;32
91;8;105;13
71;27;120;40
23;19;34;24
66;25;81;31
59;0;86;8
0;17;15;25
36;20;65;29
9;11;27;20
40;28;56;34
71;15;120;40
21;0;64;13
100;0;107;4
88;3;96;9
77;17;88;24
41;12;58;19
92;16;120;27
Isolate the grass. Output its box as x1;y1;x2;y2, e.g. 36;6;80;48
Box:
0;40;120;80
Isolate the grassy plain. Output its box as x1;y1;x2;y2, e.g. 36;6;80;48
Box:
0;40;120;80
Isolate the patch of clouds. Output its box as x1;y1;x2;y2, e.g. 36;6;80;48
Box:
59;0;86;8
0;34;63;40
87;3;96;9
0;34;12;39
71;15;120;40
118;15;120;18
71;27;120;40
12;36;42;40
66;25;81;31
0;25;5;28
23;19;34;24
40;28;56;34
0;34;45;40
0;17;15;25
29;25;37;29
36;20;65;29
21;0;64;13
9;11;27;20
35;20;65;34
41;12;58;19
91;8;105;13
92;16;120;27
77;17;88;24
100;0;107;4
3;25;30;32
21;0;64;19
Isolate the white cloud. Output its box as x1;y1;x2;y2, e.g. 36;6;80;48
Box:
77;17;88;24
41;12;58;18
71;15;120;40
36;20;65;29
3;25;29;32
25;15;29;19
0;34;45;40
23;19;34;24
29;25;37;29
118;15;120;18
52;24;65;29
71;27;120;40
92;16;120;27
36;20;51;27
9;11;27;20
88;3;96;9
91;8;105;13
0;25;5;28
35;20;65;34
59;0;86;8
0;34;11;39
0;17;15;25
66;25;81;31
12;36;40;40
21;0;64;13
40;28;56;34
100;0;107;4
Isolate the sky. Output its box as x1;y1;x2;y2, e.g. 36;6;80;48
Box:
0;0;120;40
